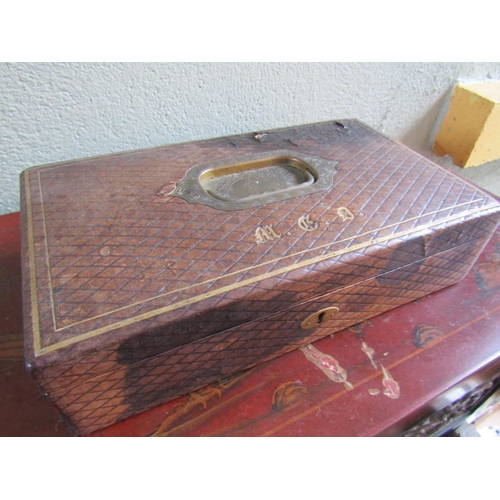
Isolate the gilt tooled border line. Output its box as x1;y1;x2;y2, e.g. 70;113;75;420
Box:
26;169;497;356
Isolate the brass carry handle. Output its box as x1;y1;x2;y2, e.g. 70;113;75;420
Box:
169;150;338;211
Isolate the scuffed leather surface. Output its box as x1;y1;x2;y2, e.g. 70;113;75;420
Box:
20;120;500;434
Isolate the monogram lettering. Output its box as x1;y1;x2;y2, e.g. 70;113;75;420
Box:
337;207;355;221
255;225;281;244
298;214;319;232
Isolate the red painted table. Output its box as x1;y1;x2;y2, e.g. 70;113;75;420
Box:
1;211;499;436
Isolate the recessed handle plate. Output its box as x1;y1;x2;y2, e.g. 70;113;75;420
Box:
169;150;338;211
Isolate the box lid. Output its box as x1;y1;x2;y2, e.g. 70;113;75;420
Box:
21;120;500;372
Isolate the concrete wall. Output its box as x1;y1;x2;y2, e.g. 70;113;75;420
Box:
1;62;499;215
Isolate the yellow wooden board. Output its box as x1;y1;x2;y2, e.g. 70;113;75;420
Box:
433;81;500;168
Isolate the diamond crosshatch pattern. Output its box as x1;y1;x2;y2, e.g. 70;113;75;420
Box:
48;239;489;434
31;212;500;394
26;123;494;349
21;120;500;434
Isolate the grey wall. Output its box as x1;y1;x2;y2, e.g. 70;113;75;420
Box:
1;62;500;215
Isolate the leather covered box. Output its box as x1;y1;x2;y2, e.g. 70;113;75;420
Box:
20;120;500;435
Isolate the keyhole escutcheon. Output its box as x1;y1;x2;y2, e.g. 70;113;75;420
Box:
300;307;340;329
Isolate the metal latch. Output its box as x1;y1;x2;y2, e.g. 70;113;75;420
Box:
300;307;339;329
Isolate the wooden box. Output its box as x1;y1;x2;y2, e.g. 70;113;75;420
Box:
20;120;500;435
